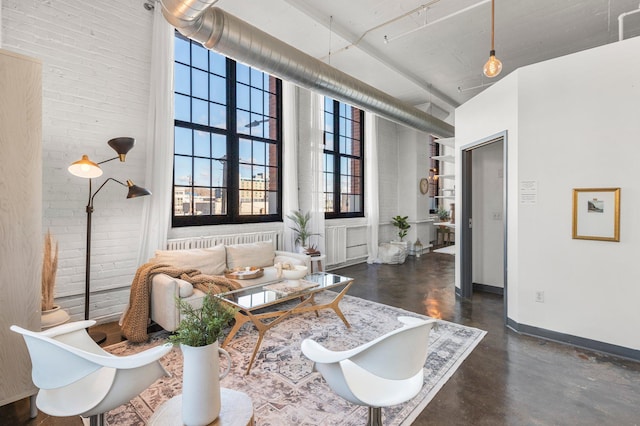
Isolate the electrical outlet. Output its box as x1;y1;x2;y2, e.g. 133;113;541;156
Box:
535;291;545;303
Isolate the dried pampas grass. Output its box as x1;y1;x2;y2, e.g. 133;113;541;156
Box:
41;230;59;311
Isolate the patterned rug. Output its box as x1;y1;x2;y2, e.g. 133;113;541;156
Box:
104;293;486;425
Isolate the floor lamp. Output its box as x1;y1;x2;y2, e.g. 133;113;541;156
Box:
68;137;151;343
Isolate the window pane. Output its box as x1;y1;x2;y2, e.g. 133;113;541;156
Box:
175;37;190;64
192;43;208;70
266;166;278;191
192;68;208;99
193;158;210;186
175;94;190;122
266;93;277;117
210;51;226;76
174;155;192;185
194;130;210;157
192;98;208;125
212;188;226;214
324;132;334;151
194;187;212;215
175;127;192;155
210;74;226;104
237;110;250;134
253;141;266;165
175;63;190;95
265;143;277;167
250;68;263;89
324;192;334;212
209;102;226;129
324;112;333;132
324;97;333;113
324;153;334;173
250;88;263;114
212;133;226;159
236;83;250;111
239;139;252;164
174;186;191;216
237;62;250;84
211;157;225;185
250;114;264;138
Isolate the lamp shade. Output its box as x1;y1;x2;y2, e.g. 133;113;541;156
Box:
108;137;135;162
68;155;103;178
126;180;151;198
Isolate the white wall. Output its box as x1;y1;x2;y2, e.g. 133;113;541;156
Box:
456;36;640;351
2;0;154;322
471;142;504;288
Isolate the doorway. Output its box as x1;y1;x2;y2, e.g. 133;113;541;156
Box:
460;131;507;320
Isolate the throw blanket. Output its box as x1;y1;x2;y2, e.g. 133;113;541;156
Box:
121;262;241;343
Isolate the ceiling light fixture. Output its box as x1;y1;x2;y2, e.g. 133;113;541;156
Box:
483;0;502;78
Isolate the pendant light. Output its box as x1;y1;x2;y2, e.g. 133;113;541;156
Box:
483;0;502;78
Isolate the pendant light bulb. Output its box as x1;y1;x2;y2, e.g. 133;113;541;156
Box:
483;50;502;78
483;0;502;78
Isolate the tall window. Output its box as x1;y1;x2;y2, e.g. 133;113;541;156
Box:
173;33;282;226
323;98;364;218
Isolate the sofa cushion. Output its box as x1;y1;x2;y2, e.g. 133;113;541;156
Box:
152;245;226;276
226;241;275;269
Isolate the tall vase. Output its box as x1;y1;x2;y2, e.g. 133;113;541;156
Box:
181;342;231;426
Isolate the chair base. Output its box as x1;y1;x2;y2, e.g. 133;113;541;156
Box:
367;407;382;426
89;413;104;426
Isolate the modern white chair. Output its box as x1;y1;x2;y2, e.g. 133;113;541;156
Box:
10;320;172;426
301;316;437;426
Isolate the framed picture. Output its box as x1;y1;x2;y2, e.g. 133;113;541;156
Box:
572;188;620;242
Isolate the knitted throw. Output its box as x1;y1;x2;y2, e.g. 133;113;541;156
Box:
121;262;241;343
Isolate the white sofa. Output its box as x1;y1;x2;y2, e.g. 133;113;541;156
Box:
149;241;310;332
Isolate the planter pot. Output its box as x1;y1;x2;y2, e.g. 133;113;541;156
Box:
41;305;70;329
181;342;231;426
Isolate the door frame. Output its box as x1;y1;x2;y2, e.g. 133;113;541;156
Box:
460;131;508;321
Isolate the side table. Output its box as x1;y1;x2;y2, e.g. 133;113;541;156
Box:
148;388;254;426
309;254;326;273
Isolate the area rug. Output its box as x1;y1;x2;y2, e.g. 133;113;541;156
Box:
104;293;486;425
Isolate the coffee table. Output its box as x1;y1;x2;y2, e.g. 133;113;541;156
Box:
216;272;354;374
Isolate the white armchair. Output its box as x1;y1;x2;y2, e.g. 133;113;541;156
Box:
301;316;437;426
10;320;172;426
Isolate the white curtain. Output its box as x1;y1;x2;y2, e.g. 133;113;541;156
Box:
309;92;325;254
365;112;380;263
282;82;299;252
137;6;174;265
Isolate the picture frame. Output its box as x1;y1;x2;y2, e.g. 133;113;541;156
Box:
572;188;620;242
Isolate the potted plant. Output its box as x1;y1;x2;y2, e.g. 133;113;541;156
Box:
391;215;411;241
169;293;236;425
436;207;450;222
287;210;320;252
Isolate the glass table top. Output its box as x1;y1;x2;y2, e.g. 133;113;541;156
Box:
216;272;353;311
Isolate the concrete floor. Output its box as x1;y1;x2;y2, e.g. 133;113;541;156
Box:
3;252;639;425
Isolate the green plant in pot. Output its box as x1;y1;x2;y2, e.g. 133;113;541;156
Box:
436;207;450;222
287;210;320;252
169;293;237;425
391;215;411;241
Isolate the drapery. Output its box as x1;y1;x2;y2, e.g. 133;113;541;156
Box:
136;5;174;265
308;91;325;254
282;82;299;252
365;112;380;263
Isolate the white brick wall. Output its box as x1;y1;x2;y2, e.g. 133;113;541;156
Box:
2;0;153;323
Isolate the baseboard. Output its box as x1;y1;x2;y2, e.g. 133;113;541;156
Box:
472;282;504;295
507;317;640;362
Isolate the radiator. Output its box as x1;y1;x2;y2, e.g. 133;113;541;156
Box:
325;226;347;265
166;230;283;251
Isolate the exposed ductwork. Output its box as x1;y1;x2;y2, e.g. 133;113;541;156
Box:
160;0;455;137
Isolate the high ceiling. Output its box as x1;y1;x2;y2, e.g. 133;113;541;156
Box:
214;0;640;119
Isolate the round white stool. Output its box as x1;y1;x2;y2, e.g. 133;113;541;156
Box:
309;254;326;273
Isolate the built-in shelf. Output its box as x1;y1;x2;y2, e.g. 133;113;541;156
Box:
435;174;455;179
434;195;455;199
434;137;455;148
431;154;454;163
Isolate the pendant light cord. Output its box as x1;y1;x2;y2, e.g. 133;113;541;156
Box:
490;0;495;52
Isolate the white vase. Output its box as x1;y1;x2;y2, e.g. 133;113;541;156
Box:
41;305;70;329
181;342;231;426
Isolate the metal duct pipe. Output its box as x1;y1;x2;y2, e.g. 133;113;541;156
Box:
160;0;455;137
